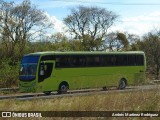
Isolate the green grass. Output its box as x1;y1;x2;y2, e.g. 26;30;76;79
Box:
0;89;160;120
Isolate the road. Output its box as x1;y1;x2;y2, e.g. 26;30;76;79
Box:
0;84;160;101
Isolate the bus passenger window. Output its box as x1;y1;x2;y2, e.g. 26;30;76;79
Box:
39;63;54;82
128;55;136;66
102;55;115;66
44;63;53;78
136;55;144;66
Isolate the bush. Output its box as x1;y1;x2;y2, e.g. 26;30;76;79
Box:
0;59;19;88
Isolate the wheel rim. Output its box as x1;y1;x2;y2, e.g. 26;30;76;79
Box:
61;85;67;92
61;85;66;91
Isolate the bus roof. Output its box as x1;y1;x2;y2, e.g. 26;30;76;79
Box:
26;51;145;56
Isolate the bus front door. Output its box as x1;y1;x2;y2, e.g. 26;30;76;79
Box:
38;61;55;93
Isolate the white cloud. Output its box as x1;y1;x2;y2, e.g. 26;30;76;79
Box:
123;11;160;22
149;11;160;17
44;12;67;33
123;17;160;23
110;11;160;36
44;11;160;37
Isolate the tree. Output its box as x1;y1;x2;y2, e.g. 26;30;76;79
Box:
117;32;129;50
64;6;118;51
141;32;160;79
0;0;50;59
128;34;141;51
50;32;68;43
104;32;129;51
49;32;71;51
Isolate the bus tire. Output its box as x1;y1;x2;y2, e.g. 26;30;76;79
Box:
58;82;69;94
118;79;127;90
44;91;51;95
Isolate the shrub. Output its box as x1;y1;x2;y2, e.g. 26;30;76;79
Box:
0;59;19;88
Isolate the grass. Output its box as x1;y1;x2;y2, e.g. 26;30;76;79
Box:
1;90;159;111
0;89;160;120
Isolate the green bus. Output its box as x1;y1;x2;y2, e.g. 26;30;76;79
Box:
19;51;146;94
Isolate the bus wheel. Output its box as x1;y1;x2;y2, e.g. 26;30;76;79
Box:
58;82;69;94
44;91;51;95
118;79;127;90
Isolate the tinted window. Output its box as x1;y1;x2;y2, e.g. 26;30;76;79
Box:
136;55;144;65
115;55;128;66
128;55;136;66
21;55;39;63
38;63;54;82
41;55;55;61
102;55;115;66
86;56;101;67
55;55;70;68
44;63;53;78
54;54;144;68
70;56;86;67
55;55;86;68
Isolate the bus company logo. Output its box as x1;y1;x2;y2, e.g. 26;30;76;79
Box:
2;112;11;117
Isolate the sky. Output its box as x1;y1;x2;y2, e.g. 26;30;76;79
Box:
6;0;160;36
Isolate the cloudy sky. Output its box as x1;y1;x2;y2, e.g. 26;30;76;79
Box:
6;0;160;36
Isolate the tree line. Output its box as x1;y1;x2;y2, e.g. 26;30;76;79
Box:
0;0;160;87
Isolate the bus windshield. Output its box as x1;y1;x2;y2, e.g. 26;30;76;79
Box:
19;55;39;81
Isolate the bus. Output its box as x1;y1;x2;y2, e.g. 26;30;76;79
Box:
19;51;146;94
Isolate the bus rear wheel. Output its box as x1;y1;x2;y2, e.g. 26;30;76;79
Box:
118;79;127;90
58;82;68;94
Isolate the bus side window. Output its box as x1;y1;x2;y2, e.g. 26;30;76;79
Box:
115;55;128;66
44;63;53;78
70;56;86;67
86;56;100;67
128;55;136;66
136;55;144;66
102;55;115;66
39;63;54;82
55;56;70;68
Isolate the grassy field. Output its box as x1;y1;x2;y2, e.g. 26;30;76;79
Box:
0;89;160;120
